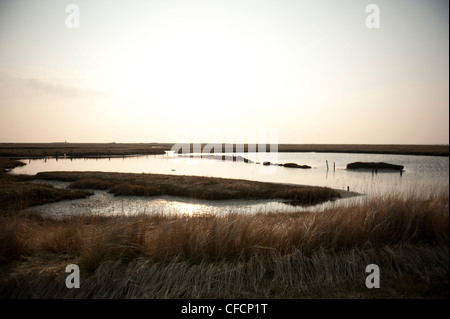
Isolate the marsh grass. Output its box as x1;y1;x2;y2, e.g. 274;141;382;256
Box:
1;143;448;157
0;158;93;214
1;156;448;298
0;191;448;298
36;171;340;205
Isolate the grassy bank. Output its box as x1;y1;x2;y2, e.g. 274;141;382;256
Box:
1;143;448;158
35;171;340;205
0;191;448;298
0;158;92;214
0;143;172;158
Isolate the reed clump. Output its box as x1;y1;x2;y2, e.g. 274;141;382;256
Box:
0;191;448;298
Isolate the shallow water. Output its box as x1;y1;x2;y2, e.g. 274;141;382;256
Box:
13;152;449;217
13;152;449;194
24;180;361;219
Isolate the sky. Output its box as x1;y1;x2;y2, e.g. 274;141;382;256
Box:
0;0;448;144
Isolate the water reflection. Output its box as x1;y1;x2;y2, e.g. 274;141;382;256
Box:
11;152;449;217
12;153;449;195
25;181;354;219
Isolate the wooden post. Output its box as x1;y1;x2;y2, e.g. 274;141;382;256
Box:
333;162;335;171
326;160;329;170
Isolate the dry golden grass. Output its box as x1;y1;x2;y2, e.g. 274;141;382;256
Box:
0;191;448;298
35;171;340;204
0;158;92;214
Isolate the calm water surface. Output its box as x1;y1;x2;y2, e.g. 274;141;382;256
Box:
12;152;449;217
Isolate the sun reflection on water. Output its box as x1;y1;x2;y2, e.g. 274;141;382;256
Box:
172;202;203;216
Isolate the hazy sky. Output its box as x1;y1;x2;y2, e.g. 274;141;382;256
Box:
0;0;448;144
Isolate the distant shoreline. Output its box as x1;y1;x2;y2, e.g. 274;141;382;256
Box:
0;143;448;158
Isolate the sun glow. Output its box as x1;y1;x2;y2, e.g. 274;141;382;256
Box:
173;202;203;216
0;0;448;144
109;15;286;119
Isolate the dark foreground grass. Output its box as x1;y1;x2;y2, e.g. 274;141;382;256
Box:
0;191;448;298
